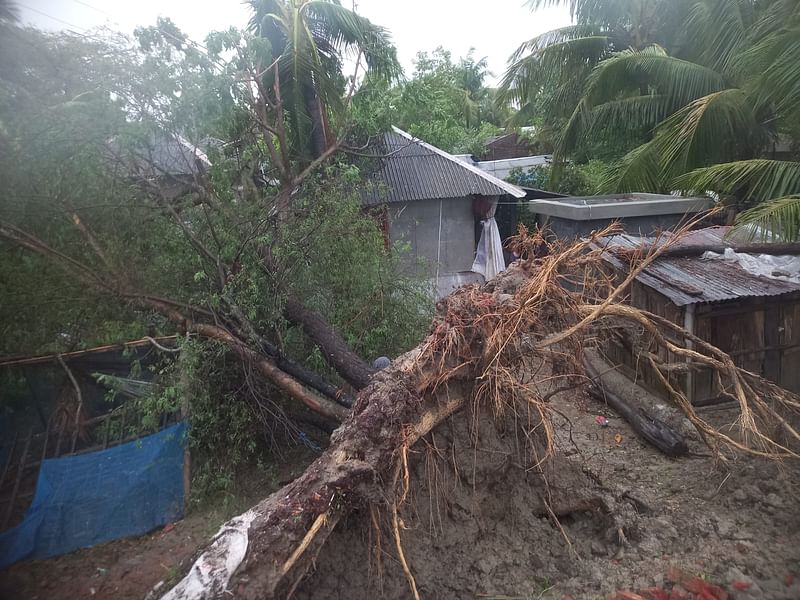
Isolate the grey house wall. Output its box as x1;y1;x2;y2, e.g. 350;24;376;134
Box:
388;197;477;277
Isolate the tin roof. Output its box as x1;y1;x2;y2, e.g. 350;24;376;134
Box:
123;133;211;178
599;229;800;306
360;127;525;206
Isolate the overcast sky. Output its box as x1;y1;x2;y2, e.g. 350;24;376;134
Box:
19;0;571;84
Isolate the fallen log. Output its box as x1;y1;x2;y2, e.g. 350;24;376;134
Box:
584;359;688;457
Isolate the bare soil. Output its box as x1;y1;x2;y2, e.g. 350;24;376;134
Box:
2;355;798;600
296;352;800;600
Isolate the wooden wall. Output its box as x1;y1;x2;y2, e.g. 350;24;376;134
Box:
604;279;800;401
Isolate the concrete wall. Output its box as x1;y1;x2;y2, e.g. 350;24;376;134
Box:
535;213;693;240
477;155;550;181
388;197;476;277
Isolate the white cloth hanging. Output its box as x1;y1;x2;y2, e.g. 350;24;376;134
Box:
471;198;505;280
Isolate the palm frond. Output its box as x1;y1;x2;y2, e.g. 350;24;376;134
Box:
675;159;800;203
525;0;635;26
582;46;727;107
734;195;800;242
497;35;610;108
653;88;762;172
740;23;800;120
602;141;666;193
305;0;401;81
508;24;601;63
681;0;749;75
587;94;675;135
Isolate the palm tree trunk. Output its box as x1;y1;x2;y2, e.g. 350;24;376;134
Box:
303;83;329;159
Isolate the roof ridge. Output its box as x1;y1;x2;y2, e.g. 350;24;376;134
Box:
390;126;525;199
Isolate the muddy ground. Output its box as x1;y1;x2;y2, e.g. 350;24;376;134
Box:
1;352;798;599
298;351;800;599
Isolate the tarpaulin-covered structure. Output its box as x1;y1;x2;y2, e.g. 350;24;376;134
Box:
0;421;186;568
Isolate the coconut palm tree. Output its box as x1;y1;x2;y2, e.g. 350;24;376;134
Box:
502;0;800;239
247;0;400;161
497;0;688;129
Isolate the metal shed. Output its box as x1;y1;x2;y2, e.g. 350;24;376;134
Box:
598;227;800;402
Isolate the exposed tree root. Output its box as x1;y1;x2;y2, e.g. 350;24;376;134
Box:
160;225;800;599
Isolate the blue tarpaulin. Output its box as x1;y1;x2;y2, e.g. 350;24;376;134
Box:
0;421;186;569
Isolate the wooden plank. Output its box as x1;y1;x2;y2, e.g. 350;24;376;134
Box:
3;429;33;530
779;302;800;393
692;314;715;402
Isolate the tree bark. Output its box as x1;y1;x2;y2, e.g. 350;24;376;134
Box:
284;297;376;390
303;83;329;159
161;348;467;600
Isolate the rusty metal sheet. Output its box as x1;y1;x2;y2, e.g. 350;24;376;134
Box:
599;231;800;306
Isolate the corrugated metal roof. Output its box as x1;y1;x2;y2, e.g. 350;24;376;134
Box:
360;127;525;205
127;134;211;177
599;230;800;306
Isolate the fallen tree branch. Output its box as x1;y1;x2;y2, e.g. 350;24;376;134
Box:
0;223;351;422
284;297;375;389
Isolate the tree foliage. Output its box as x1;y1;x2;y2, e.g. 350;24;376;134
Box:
353;47;512;155
247;0;400;160
501;0;800;238
0;18;431;478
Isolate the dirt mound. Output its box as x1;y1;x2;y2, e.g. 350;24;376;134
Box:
297;392;800;599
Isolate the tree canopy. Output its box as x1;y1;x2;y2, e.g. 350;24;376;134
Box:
353;47;513;156
500;0;800;237
0;17;430;429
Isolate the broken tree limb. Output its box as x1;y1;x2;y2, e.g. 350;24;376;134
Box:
0;222;352;422
190;323;349;423
219;312;355;407
284;297;376;389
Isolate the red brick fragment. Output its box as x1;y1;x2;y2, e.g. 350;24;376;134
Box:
732;581;751;591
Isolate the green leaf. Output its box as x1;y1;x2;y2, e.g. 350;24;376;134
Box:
734;195;800;242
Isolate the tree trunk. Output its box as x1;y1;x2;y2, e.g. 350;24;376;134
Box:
161;345;466;600
161;267;541;600
284;297;376;390
303;83;328;159
158;241;800;600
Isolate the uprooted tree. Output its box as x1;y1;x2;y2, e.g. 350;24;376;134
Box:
3;11;800;600
150;228;800;599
